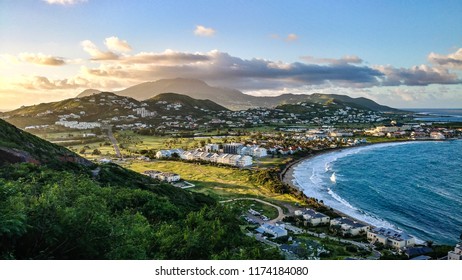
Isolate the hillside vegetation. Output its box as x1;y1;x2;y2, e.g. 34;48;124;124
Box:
0;120;281;259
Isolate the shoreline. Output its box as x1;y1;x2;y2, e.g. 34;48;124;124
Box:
280;138;459;228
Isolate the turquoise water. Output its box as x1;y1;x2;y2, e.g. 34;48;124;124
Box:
293;140;462;244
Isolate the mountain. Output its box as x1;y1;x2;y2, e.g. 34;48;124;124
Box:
0;119;280;259
77;78;401;112
78;78;255;110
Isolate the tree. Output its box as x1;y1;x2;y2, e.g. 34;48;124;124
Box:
92;149;102;155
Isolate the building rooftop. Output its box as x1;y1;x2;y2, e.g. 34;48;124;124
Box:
370;227;414;241
333;217;368;228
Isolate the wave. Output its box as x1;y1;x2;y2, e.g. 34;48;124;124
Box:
292;142;417;232
330;172;336;183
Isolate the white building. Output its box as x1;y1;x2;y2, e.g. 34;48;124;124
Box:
156;150;171;159
294;209;330;226
430;131;445;140
256;223;288;238
236;155;252;167
159;172;181;182
204;143;220;153
143;170;180;183
367;227;415;250
330;217;370;236
447;243;462;260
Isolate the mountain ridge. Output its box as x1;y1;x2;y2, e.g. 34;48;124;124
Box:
77;78;400;112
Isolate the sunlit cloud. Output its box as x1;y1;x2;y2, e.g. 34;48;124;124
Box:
374;64;460;86
81;40;119;60
104;36;132;53
18;53;66;66
194;25;216;37
428;48;462;69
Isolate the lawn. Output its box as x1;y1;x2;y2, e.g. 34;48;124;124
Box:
256;156;293;169
126;159;302;206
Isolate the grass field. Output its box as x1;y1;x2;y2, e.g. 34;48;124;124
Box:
126;160;302;207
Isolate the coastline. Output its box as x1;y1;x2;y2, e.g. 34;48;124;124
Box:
280;139;457;228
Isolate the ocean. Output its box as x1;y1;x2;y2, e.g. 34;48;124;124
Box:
292;140;462;245
406;108;462;122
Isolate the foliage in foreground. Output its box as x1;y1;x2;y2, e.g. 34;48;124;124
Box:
0;163;281;260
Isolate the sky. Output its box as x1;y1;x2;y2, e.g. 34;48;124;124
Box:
1;0;462;110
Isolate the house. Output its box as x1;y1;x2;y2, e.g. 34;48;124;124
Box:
294;209;330;226
256;223;288;238
367;227;415;250
447;243;462;260
330;217;369;236
158;172;181;183
143;170;180;183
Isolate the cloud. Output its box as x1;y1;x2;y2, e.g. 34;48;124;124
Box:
81;49;384;90
194;25;216;37
18;53;66;66
81;40;119;60
286;33;298;42
104;36;132;53
301;55;363;65
375;64;460;86
428;48;462;69
5;35;462;110
18;76;85;90
44;0;86;5
117;49;210;65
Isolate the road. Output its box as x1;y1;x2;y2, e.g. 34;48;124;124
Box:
220;197;285;224
105;125;123;158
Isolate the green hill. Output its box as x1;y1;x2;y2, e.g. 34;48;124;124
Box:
4;92;142;128
3;92;229;129
145;92;229;115
0;119;91;166
0;120;280;259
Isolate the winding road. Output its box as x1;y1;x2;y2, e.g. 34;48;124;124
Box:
220;197;285;224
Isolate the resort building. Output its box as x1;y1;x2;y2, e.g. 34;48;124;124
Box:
204;143;220;153
447;243;462;260
430;131;445;140
294;209;330;226
256;223;288;238
330;218;370;236
367;227;416;250
143;170;180;183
